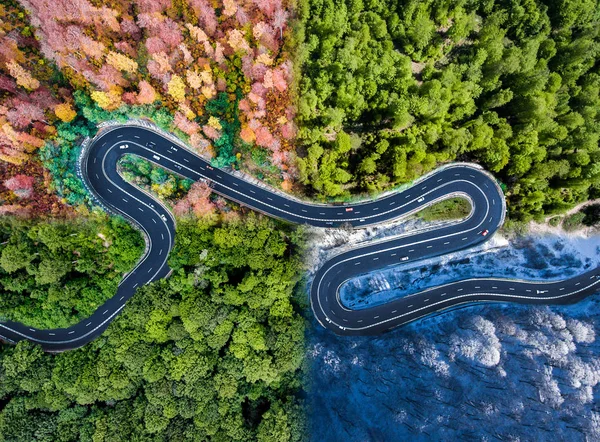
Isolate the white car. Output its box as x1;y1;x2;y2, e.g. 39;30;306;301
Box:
417;197;425;203
401;256;409;261
153;155;160;161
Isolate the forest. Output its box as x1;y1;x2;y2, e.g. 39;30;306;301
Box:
295;0;600;220
0;0;599;440
0;216;143;329
0;215;306;441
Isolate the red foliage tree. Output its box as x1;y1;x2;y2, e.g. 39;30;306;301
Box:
3;174;35;198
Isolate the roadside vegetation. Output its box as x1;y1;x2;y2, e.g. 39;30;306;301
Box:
0;216;143;329
0;215;306;441
416;197;471;222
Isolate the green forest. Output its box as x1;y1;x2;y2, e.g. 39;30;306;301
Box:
0;216;143;329
295;0;600;221
0;215;306;441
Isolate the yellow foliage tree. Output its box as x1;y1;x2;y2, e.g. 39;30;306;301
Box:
54;103;77;122
208;116;222;130
91;87;123;111
106;51;138;74
168;75;186;102
5;61;40;91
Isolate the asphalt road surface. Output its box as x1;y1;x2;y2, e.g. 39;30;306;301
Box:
1;125;599;350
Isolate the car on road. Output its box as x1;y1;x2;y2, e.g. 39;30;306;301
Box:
206;165;214;170
160;214;167;222
481;229;489;236
345;207;353;212
417;197;424;202
119;144;129;149
401;256;409;261
153;155;160;161
325;221;334;226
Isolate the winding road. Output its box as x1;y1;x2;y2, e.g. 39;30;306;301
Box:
1;124;599;350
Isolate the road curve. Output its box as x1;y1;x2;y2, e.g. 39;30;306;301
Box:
1;124;598;350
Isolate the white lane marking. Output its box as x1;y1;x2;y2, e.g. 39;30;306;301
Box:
86;322;92;327
107;188;112;193
576;282;581;286
152;219;157;223
440;293;447;297
373;257;379;261
233;182;238;186
444;241;449;245
427;245;432;248
560;288;565;291
93;158;97;163
68;331;75;334
302;209;307;213
133;283;138;288
284;204;290;207
138;207;144;212
134;135;140;139
437;178;443;182
389;202;395;206
29;328;35;332
392;310;397;314
147;267;153;273
119;296;125;301
509;288;515;291
391;253;397;256
462;237;468;240
103;310;109;315
161;233;164;239
159;249;163;255
267;197;273;201
250;190;255;194
95;173;99;179
122;198;128;202
184;158;189;162
526;289;532;292
49;333;55;336
457;289;463;292
424;299;430;303
355;262;361;265
408;305;413;308
409;249;414;252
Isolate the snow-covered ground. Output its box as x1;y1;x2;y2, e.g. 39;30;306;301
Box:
306;220;600;440
340;228;600;309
